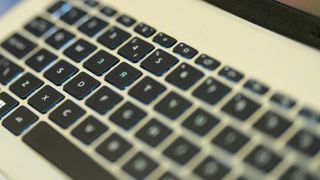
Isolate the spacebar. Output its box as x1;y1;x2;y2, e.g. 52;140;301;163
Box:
23;122;116;180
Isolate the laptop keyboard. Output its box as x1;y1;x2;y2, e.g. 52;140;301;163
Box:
0;0;319;179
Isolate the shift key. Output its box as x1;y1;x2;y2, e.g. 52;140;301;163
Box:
23;122;116;180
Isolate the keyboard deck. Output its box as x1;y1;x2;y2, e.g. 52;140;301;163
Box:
0;0;319;179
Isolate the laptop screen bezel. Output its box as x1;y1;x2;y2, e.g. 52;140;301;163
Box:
203;0;320;50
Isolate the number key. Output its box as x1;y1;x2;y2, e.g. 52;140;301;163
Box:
222;94;261;121
118;37;154;63
141;49;179;76
193;77;231;105
166;63;203;90
25;17;54;37
287;130;320;156
212;126;249;154
182;108;220;136
98;26;131;50
253;111;292;138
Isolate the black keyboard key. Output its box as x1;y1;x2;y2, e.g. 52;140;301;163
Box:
117;14;136;27
212;126;249;154
166;63;204;90
49;100;85;129
28;85;64;113
10;73;44;99
245;146;282;173
86;86;123;114
118;37;155;63
23;122;116;180
123;152;158;179
141;49;179;76
96;133;132;162
135;119;172;147
173;43;198;59
154;92;192;120
163;137;200;165
60;7;86;25
110;102;146;130
134;23;156;37
244;79;269;96
2;106;38;136
64;72;100;100
46;29;75;49
79;16;108;37
153;32;177;48
195;54;220;71
182;109;219;136
299;107;320;123
1;33;36;59
100;6;117;17
83;0;99;7
129;76;166;104
280;166;317;180
72;116;108;145
254;111;292;138
0;55;23;85
25;17;54;37
64;39;97;63
44;60;78;86
0;92;19;119
159;172;179;180
105;62;142;90
47;1;71;17
98;26;131;50
219;66;244;83
84;50;119;76
26;49;57;72
193;77;231;105
193;157;230;179
222;94;261;121
287;130;320;156
271;93;296;110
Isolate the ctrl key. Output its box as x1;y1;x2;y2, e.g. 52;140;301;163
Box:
2;106;38;136
23;122;117;180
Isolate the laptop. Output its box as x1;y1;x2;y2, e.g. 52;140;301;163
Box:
0;0;319;179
